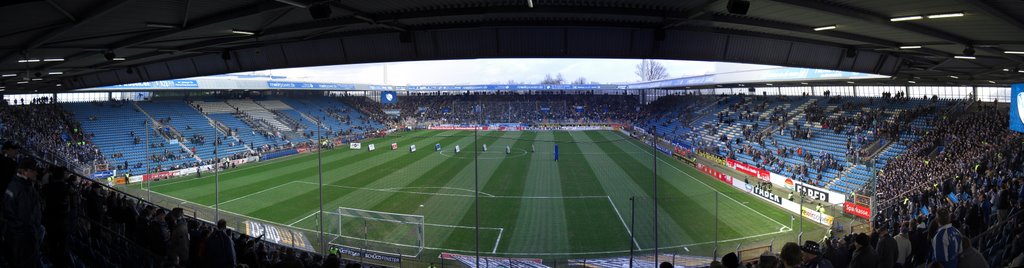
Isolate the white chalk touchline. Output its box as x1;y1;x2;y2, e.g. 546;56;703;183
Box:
619;133;790;230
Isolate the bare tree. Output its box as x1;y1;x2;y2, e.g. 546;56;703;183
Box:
572;77;587;85
635;59;669;82
540;73;565;84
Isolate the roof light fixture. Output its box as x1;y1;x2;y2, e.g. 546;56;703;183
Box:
908;81;916;84
949;75;959;79
231;30;255;35
989;81;996;84
927;12;964;19
813;25;837;31
890;16;923;22
48;72;63;75
17;59;40;63
1004;51;1024;55
2;74;16;77
954;56;976;60
43;58;64;62
113;57;126;61
17;81;28;84
899;46;922;49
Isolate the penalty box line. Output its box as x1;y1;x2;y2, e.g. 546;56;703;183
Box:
147;187;507;256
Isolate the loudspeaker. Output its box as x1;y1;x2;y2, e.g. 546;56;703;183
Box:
727;0;750;15
846;48;858;58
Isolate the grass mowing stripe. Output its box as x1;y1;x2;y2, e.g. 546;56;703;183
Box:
582;130;722;247
444;131;537;253
366;132;504;245
605;131;799;228
151;131;433;192
241;133;468;222
602;131;810;248
159;133;429;204
501;131;571;253
149;131;426;198
552;131;630;254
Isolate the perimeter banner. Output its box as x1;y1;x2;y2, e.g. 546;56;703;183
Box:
844;202;871;220
333;246;402;265
242;221;314;252
726;158;771;182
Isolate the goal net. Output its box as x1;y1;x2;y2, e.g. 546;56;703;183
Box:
322;207;425;258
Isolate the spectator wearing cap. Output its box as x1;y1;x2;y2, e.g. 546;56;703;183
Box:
895;226;912;268
876;224;899;268
800;241;833;268
850;233;879;268
2;159;42;268
931;208;962;268
781;242;804;268
722;252;740;268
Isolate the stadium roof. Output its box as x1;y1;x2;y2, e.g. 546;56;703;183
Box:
2;0;1023;91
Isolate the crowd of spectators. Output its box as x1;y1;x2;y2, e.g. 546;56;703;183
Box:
0;98;105;168
867;101;1024;267
376;91;641;126
1;143;359;268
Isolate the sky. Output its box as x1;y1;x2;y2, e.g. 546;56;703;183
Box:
230;58;780;85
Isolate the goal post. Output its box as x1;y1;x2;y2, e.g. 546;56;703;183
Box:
322;206;425;258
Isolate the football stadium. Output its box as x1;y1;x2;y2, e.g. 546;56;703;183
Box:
2;0;1024;268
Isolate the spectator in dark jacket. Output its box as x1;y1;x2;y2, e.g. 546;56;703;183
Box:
205;219;236;268
167;208;190;266
0;141;19;194
41;166;71;267
2;159;42;268
850;233;879;268
875;225;899;268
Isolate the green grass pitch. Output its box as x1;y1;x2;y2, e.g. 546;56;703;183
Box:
142;130;824;260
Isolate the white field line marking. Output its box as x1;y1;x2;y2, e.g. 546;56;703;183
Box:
150;134;424;189
220;181;297;205
424;228;793;256
290;211;320;226
149;156;301;189
294;180;606;199
620;135;790;230
492;228;504;254
379;186;496;197
147;184;789;256
607;196;642;251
